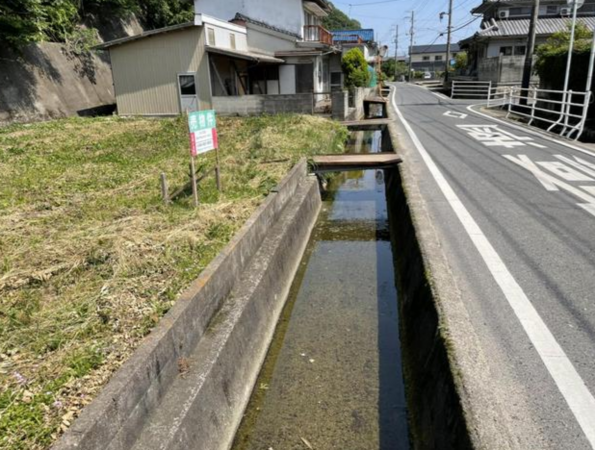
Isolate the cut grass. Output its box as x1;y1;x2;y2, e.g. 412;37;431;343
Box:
0;114;348;450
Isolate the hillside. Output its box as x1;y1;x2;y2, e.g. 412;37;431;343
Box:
0;1;194;124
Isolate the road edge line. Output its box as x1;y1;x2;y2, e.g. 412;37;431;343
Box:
392;87;595;449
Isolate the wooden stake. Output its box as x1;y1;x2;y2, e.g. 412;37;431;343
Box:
190;158;199;207
215;147;222;192
160;172;169;205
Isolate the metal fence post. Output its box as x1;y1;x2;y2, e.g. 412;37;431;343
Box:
529;87;537;126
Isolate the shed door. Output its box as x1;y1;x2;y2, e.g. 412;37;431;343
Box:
178;74;198;113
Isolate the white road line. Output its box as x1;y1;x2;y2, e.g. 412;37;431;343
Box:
407;82;595;159
392;88;595;448
528;142;547;149
466;103;595;160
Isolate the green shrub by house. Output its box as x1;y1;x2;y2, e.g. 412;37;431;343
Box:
342;48;371;88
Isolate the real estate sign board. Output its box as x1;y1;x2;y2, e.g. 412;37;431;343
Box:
188;110;218;157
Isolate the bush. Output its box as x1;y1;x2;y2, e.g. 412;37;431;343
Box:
342;48;370;88
534;22;593;83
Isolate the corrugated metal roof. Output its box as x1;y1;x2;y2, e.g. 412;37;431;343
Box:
331;29;375;42
410;43;461;54
478;16;595;37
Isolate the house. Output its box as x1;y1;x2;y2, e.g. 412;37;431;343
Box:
330;29;378;89
194;0;340;104
98;0;340;116
409;44;461;74
459;0;595;84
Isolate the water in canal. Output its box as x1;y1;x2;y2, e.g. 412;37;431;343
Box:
232;129;410;450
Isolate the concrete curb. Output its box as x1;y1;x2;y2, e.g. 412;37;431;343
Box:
386;87;520;449
52;159;320;450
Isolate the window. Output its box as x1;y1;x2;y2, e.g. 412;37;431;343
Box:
422;56;430;61
230;33;236;49
331;72;342;85
509;7;531;16
178;75;196;96
514;46;526;56
546;5;558;15
435;55;443;61
207;28;216;46
500;46;513;56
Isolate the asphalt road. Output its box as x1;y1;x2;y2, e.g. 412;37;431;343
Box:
391;83;595;449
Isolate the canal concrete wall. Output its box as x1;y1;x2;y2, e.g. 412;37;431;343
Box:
385;87;518;449
52;160;321;450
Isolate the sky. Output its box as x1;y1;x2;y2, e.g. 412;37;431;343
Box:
330;0;483;56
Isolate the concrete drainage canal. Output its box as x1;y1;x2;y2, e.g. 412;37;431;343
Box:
232;128;409;449
54;117;471;450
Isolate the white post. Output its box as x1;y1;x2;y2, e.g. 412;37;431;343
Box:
562;0;579;94
529;87;537;125
562;90;573;136
574;91;592;140
507;87;514;118
585;26;595;92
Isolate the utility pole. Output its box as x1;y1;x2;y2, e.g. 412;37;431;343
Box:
521;0;540;106
408;11;415;81
444;0;454;82
394;24;399;61
563;0;582;94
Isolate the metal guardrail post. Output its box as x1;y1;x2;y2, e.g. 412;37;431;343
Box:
547;90;567;133
529;87;537;125
506;87;514;118
561;90;573;136
570;91;591;140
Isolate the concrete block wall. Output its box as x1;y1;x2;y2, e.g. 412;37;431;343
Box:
346;87;373;120
212;93;313;116
332;90;348;120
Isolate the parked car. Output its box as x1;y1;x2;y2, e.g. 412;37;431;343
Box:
423;72;432;80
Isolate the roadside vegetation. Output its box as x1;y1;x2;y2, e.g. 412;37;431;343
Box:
0;114;347;450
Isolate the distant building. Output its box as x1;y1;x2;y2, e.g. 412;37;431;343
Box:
99;0;341;116
409;44;461;73
459;0;595;84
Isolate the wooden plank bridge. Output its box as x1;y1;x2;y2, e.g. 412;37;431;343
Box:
310;153;402;173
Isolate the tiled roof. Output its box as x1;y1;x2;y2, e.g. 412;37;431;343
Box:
410;43;461;54
233;13;301;38
477;16;595;37
331;29;375;42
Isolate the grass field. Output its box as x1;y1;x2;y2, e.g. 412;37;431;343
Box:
0;114;347;450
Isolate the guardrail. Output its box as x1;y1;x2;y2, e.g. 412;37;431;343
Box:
451;80;492;99
504;87;591;140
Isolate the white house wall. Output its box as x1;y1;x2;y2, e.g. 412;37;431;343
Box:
279;65;297;94
198;14;248;50
486;37;548;58
246;25;297;55
194;0;304;36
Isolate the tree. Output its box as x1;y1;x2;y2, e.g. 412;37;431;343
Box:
534;22;593;79
382;59;408;80
322;2;361;30
0;0;194;48
342;48;370;88
454;52;468;71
